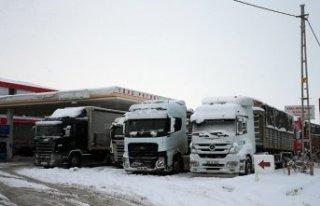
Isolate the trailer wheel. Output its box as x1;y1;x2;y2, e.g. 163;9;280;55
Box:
69;154;81;168
172;156;183;174
244;156;252;175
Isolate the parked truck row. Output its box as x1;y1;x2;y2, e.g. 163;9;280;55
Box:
33;96;318;176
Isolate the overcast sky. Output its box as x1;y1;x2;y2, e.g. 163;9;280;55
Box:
1;0;320;121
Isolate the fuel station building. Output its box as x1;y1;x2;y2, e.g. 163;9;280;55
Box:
0;78;171;161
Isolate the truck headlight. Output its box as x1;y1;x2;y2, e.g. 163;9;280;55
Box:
190;160;199;167
190;143;197;154
229;145;239;154
150;130;158;137
226;161;238;168
155;157;165;169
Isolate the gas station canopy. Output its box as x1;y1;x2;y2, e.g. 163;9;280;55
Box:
0;86;172;117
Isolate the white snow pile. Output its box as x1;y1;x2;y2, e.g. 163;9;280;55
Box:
17;166;320;206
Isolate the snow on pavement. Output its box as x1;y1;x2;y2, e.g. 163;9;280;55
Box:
0;170;54;191
0;193;17;206
17;167;320;206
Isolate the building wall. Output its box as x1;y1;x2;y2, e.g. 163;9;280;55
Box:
0;86;38;96
0;79;56;159
0;87;9;96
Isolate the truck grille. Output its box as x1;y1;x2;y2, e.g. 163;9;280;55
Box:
196;143;230;159
199;154;228;159
128;143;158;168
35;141;54;161
112;140;124;163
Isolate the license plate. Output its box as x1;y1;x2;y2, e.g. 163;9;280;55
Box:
207;161;219;164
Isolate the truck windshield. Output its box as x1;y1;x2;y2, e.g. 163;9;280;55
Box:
35;125;62;137
193;119;235;137
125;118;170;137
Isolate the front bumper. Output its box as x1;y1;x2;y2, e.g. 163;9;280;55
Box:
190;153;240;174
123;155;170;173
34;153;68;167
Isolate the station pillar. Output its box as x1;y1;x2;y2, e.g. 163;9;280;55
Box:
6;109;13;161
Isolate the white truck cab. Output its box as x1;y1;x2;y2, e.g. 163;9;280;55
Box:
190;96;256;175
123;100;189;174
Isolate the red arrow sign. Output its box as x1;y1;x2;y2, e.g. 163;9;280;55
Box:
258;160;271;169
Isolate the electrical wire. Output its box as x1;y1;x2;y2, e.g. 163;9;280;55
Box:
232;0;299;18
307;20;320;48
232;0;320;48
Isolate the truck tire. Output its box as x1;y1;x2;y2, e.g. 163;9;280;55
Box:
69;154;81;168
105;153;112;166
172;156;183;174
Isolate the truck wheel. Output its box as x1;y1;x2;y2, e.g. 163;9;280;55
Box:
69;154;81;168
105;154;112;166
244;157;252;175
172;156;183;174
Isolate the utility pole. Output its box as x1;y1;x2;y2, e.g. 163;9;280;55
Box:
300;4;312;155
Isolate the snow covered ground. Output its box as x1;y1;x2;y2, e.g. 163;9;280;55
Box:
0;193;17;206
16;166;320;206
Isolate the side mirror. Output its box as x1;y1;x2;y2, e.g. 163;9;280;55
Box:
64;125;72;137
168;118;174;134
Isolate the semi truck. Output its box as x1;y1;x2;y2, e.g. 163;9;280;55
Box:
123;100;189;174
34;106;124;167
109;116;125;166
190;96;294;175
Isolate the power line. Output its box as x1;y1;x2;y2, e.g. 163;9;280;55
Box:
232;0;299;18
233;0;320;49
307;19;320;48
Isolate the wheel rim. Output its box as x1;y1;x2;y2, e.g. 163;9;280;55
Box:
70;155;80;167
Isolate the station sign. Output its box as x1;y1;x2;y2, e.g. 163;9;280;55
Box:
253;154;275;174
284;105;315;120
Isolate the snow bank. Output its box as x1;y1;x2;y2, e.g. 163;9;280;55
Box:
17;166;320;206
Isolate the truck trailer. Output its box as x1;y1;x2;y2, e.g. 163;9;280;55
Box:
123;100;189;174
190;96;294;175
34;106;124;167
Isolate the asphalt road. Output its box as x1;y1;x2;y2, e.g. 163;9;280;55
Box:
0;159;149;206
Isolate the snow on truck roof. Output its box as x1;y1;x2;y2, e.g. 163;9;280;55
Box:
191;103;244;123
202;96;254;106
129;100;185;112
191;96;260;123
35;120;62;126
126;100;185;120
50;107;86;118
